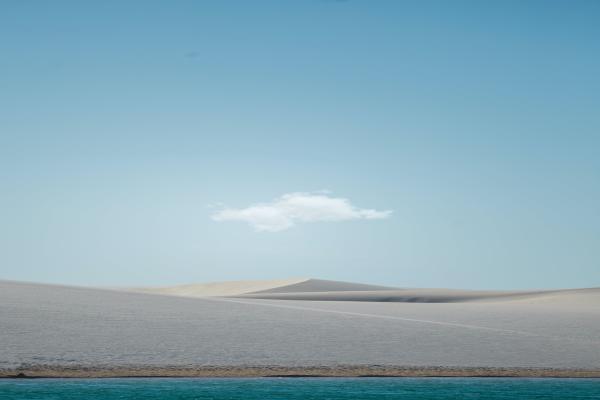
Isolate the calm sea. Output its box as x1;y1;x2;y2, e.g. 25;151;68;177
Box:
1;378;599;399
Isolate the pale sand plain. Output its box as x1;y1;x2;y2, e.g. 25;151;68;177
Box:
1;279;600;377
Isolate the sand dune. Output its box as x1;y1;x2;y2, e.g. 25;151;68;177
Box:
250;279;398;294
134;277;598;304
130;277;308;297
238;287;600;303
237;289;542;302
132;278;396;298
2;279;600;377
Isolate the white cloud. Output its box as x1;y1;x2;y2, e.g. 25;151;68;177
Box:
211;192;392;232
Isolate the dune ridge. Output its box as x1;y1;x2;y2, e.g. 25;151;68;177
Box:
237;288;600;303
249;279;398;294
130;277;309;297
130;278;397;298
132;278;599;304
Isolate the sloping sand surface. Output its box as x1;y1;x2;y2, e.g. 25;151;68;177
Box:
2;279;600;376
134;278;598;304
250;278;397;294
237;288;595;303
131;278;308;297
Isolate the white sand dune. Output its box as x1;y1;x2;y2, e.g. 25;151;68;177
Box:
238;287;600;303
134;277;599;304
249;278;398;294
130;277;308;297
237;289;536;302
2;279;600;375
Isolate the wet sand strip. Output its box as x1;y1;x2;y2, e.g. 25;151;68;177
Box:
2;365;600;378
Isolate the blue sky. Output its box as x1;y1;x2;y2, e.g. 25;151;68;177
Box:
1;0;599;289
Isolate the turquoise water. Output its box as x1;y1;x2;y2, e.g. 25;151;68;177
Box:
1;378;599;399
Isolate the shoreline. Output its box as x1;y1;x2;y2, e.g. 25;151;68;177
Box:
2;366;600;379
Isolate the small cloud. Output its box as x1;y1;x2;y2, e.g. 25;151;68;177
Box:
211;192;392;232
